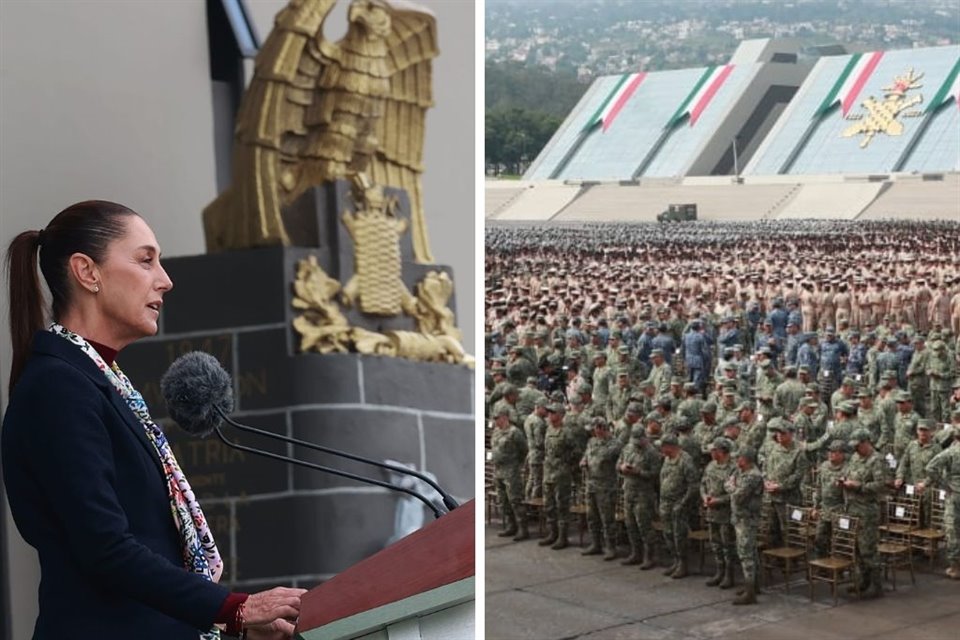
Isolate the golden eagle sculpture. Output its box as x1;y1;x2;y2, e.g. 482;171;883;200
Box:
203;0;437;263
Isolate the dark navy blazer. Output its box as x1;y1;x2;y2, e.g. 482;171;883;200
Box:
2;331;229;638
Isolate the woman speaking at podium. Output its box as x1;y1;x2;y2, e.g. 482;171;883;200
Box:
2;201;304;639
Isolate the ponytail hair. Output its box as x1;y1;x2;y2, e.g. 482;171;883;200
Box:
5;200;137;394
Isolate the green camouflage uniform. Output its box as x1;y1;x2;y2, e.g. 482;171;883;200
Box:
523;411;547;500
927;345;955;424
858;404;886;446
924;440;960;565
774;379;806;417
543;423;578;533
619;429;663;558
607;382;631;422
491;424;528;532
583;433;624;554
898;439;942;526
727;464;764;585
492;398;521;429
764;439;809;545
648;362;672;398
516;385;546;421
701;458;736;574
843;448;890;586
659;451;700;564
906;349;930;417
892;410;920;460
813;458;847;555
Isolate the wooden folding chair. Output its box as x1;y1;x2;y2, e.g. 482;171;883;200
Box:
687;505;711;574
878;489;919;589
909;487;947;570
762;505;811;592
808;514;860;605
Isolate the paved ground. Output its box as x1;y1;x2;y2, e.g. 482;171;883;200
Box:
485;523;960;640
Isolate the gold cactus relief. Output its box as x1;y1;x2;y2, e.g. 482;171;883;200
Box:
843;68;924;148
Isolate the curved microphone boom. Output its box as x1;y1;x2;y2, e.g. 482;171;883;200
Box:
160;352;457;516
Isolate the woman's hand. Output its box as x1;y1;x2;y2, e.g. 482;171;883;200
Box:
243;586;307;638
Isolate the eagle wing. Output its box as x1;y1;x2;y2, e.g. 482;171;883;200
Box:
368;1;438;264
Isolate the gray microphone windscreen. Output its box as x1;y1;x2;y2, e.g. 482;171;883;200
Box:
160;351;234;436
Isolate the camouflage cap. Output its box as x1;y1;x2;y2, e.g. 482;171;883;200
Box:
736;401;754;413
626;402;644;415
645;412;663;424
591;416;609;430
617;368;630;377
894;390;912;402
917;418;936;431
493;405;511;418
629;424;649;440
769;419;795;432
722;415;741;428
856;388;872;398
700;401;718;414
651;348;665;357
735;446;757;461
660;433;679;447
799;397;817;408
526;376;538;384
756;389;774;401
711;437;734;452
578;382;593;394
502;383;518;395
841;376;856;386
674;416;692;431
827;439;848;453
837;401;859;415
638;380;654;390
569;395;583;407
546;403;565;414
849;428;873;444
722;362;738;371
797;365;811;374
618;345;630;354
880;370;898;380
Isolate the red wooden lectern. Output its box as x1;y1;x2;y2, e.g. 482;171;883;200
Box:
294;500;475;639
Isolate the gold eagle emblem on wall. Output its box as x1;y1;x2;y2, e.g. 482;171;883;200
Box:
203;0;437;263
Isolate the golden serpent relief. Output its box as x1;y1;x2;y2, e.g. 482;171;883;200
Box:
203;0;437;264
292;178;473;367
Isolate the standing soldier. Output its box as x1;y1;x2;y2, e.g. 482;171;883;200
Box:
891;391;921;460
591;351;612;415
819;327;849;409
701;437;737;589
906;336;929;417
895;419;941;526
524;398;549;500
774;366;805;417
540;404;577;550
659;433;700;579
683;319;711;394
920;427;960;579
812;440;849;557
618;423;663;569
491;406;530;541
516;376;547;421
648;348;672;398
928;339;956;424
606;368;632;423
763;420;810;546
841;429;890;598
580;418;624;560
726;446;764;605
857;389;886;445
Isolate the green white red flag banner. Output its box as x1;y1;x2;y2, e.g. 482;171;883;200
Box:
583;72;648;132
667;65;735;127
814;51;884;117
925;57;960;113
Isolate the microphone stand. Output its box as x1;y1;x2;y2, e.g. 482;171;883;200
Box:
212;425;444;519
214;406;459;511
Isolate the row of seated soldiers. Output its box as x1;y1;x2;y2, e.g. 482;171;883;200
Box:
487;385;960;604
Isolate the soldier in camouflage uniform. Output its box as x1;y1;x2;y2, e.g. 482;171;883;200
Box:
927;340;956;424
812;440;848;557
647;348;672;398
524;398;549;500
842;429;890;598
701;437;737;589
857;388;885;445
516;376;547;421
491;383;521;429
920;427;960;579
806;401;859;460
607;368;632;423
693;402;720;464
773;366;805;417
491;406;530;541
763;420;810;547
726;446;764;604
677;382;704;426
906;336;929;417
895;419;941;526
890;391;920;460
580;417;624;560
618;423;663;569
659;433;700;579
540;404;578;550
613;401;643;446
591;351;613;415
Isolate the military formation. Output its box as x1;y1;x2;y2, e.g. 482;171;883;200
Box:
485;220;960;605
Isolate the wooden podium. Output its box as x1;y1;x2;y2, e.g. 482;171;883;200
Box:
294;500;475;640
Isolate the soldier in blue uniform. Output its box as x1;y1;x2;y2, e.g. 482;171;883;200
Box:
818;327;848;406
683;320;711;395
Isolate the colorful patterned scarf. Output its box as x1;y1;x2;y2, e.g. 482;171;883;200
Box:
51;324;222;639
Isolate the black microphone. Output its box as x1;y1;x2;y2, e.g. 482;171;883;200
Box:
159;352;457;516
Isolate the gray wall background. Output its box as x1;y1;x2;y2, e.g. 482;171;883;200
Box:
0;1;475;637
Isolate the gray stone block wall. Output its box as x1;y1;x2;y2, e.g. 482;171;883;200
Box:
119;246;474;591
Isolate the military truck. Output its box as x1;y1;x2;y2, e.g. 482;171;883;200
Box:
657;203;697;222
